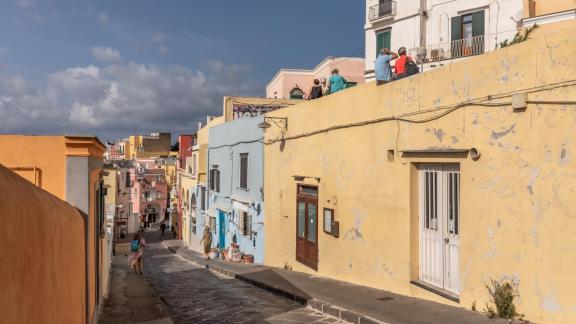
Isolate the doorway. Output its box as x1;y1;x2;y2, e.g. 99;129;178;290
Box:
419;164;460;295
296;185;318;270
218;211;227;249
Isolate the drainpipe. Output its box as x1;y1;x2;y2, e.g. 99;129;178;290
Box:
420;0;428;47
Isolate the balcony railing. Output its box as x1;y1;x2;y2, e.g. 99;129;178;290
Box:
368;1;396;22
408;30;517;63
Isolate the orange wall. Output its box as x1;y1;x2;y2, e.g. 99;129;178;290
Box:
0;136;67;198
0;165;86;324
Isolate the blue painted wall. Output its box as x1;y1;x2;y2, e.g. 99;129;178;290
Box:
205;116;265;263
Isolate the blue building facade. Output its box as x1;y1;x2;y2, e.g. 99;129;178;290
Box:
200;116;265;263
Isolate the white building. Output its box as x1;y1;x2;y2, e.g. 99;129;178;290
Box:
364;0;523;80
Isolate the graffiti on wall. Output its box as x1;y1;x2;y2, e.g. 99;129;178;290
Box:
232;104;287;119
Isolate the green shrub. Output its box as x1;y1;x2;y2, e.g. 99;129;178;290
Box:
484;279;525;320
498;24;539;48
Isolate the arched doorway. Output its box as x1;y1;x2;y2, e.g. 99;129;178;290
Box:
191;193;197;234
289;87;304;99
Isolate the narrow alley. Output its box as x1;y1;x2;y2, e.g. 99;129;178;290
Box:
99;226;344;324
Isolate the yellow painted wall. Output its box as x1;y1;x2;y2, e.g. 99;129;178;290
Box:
180;174;197;246
88;167;101;322
0;136;67;198
524;0;576;18
264;22;576;323
197;116;224;184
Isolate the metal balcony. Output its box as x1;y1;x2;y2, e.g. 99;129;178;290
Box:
368;1;396;22
407;30;517;63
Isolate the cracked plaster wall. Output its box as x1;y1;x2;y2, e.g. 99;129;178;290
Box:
264;21;576;323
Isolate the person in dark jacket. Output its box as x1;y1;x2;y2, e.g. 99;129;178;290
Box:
308;79;323;100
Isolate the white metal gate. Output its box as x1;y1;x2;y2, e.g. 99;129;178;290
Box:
419;164;460;295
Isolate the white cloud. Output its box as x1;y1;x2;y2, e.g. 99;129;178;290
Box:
99;12;109;25
150;32;165;43
91;46;122;63
14;0;36;8
158;46;170;55
0;61;261;140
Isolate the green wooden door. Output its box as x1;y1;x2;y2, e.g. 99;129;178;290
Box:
376;30;391;55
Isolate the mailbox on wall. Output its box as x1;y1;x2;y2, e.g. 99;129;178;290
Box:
323;208;339;238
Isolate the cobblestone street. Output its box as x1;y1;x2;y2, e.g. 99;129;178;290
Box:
139;229;344;324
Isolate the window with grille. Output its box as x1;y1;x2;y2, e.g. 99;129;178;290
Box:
209;167;220;192
240;153;248;189
200;187;206;210
241;211;251;235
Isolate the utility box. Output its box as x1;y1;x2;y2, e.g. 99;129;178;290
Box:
512;93;528;111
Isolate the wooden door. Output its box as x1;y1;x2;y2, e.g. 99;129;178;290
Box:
296;185;318;270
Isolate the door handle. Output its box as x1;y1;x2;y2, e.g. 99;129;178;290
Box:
444;237;450;244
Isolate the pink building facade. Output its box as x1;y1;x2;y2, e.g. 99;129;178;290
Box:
130;167;168;226
266;56;365;99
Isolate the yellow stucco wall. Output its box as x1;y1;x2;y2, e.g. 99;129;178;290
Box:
0;136;67;198
180;174;197;246
197;116;224;184
524;0;576;18
263;22;576;323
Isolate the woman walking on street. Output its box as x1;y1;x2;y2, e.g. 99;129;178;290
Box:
200;227;212;259
128;233;146;275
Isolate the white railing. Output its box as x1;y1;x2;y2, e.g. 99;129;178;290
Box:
408;30;518;63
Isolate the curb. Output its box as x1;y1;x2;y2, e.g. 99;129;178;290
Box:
164;242;384;324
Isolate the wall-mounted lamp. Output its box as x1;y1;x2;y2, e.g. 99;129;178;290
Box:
469;147;481;161
257;117;288;132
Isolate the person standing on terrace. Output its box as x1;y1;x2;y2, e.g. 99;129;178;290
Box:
308;79;324;100
375;48;398;85
327;69;347;94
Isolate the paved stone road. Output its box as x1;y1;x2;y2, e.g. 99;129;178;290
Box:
142;230;344;324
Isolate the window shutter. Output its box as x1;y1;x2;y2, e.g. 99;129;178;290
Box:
376;31;391;55
472;11;485;37
451;16;462;41
384;32;391;50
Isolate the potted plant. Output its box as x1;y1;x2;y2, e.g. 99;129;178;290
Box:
242;254;254;264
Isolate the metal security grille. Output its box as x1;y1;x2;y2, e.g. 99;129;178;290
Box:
419;164;461;295
240;153;248;189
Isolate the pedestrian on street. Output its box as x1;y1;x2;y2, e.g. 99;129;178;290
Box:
200;227;212;259
160;221;166;236
128;233;146;275
327;69;347;94
375;48;398;85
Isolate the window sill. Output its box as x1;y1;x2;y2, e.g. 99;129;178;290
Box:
410;280;460;303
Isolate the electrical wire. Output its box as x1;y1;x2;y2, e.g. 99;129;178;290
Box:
264;79;576;145
209;138;264;150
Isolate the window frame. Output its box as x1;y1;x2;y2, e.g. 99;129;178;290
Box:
239;153;248;190
240;211;251;236
200;187;206;210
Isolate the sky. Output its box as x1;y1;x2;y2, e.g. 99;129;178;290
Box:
0;0;365;142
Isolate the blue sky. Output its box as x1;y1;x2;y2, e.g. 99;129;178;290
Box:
0;0;364;141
